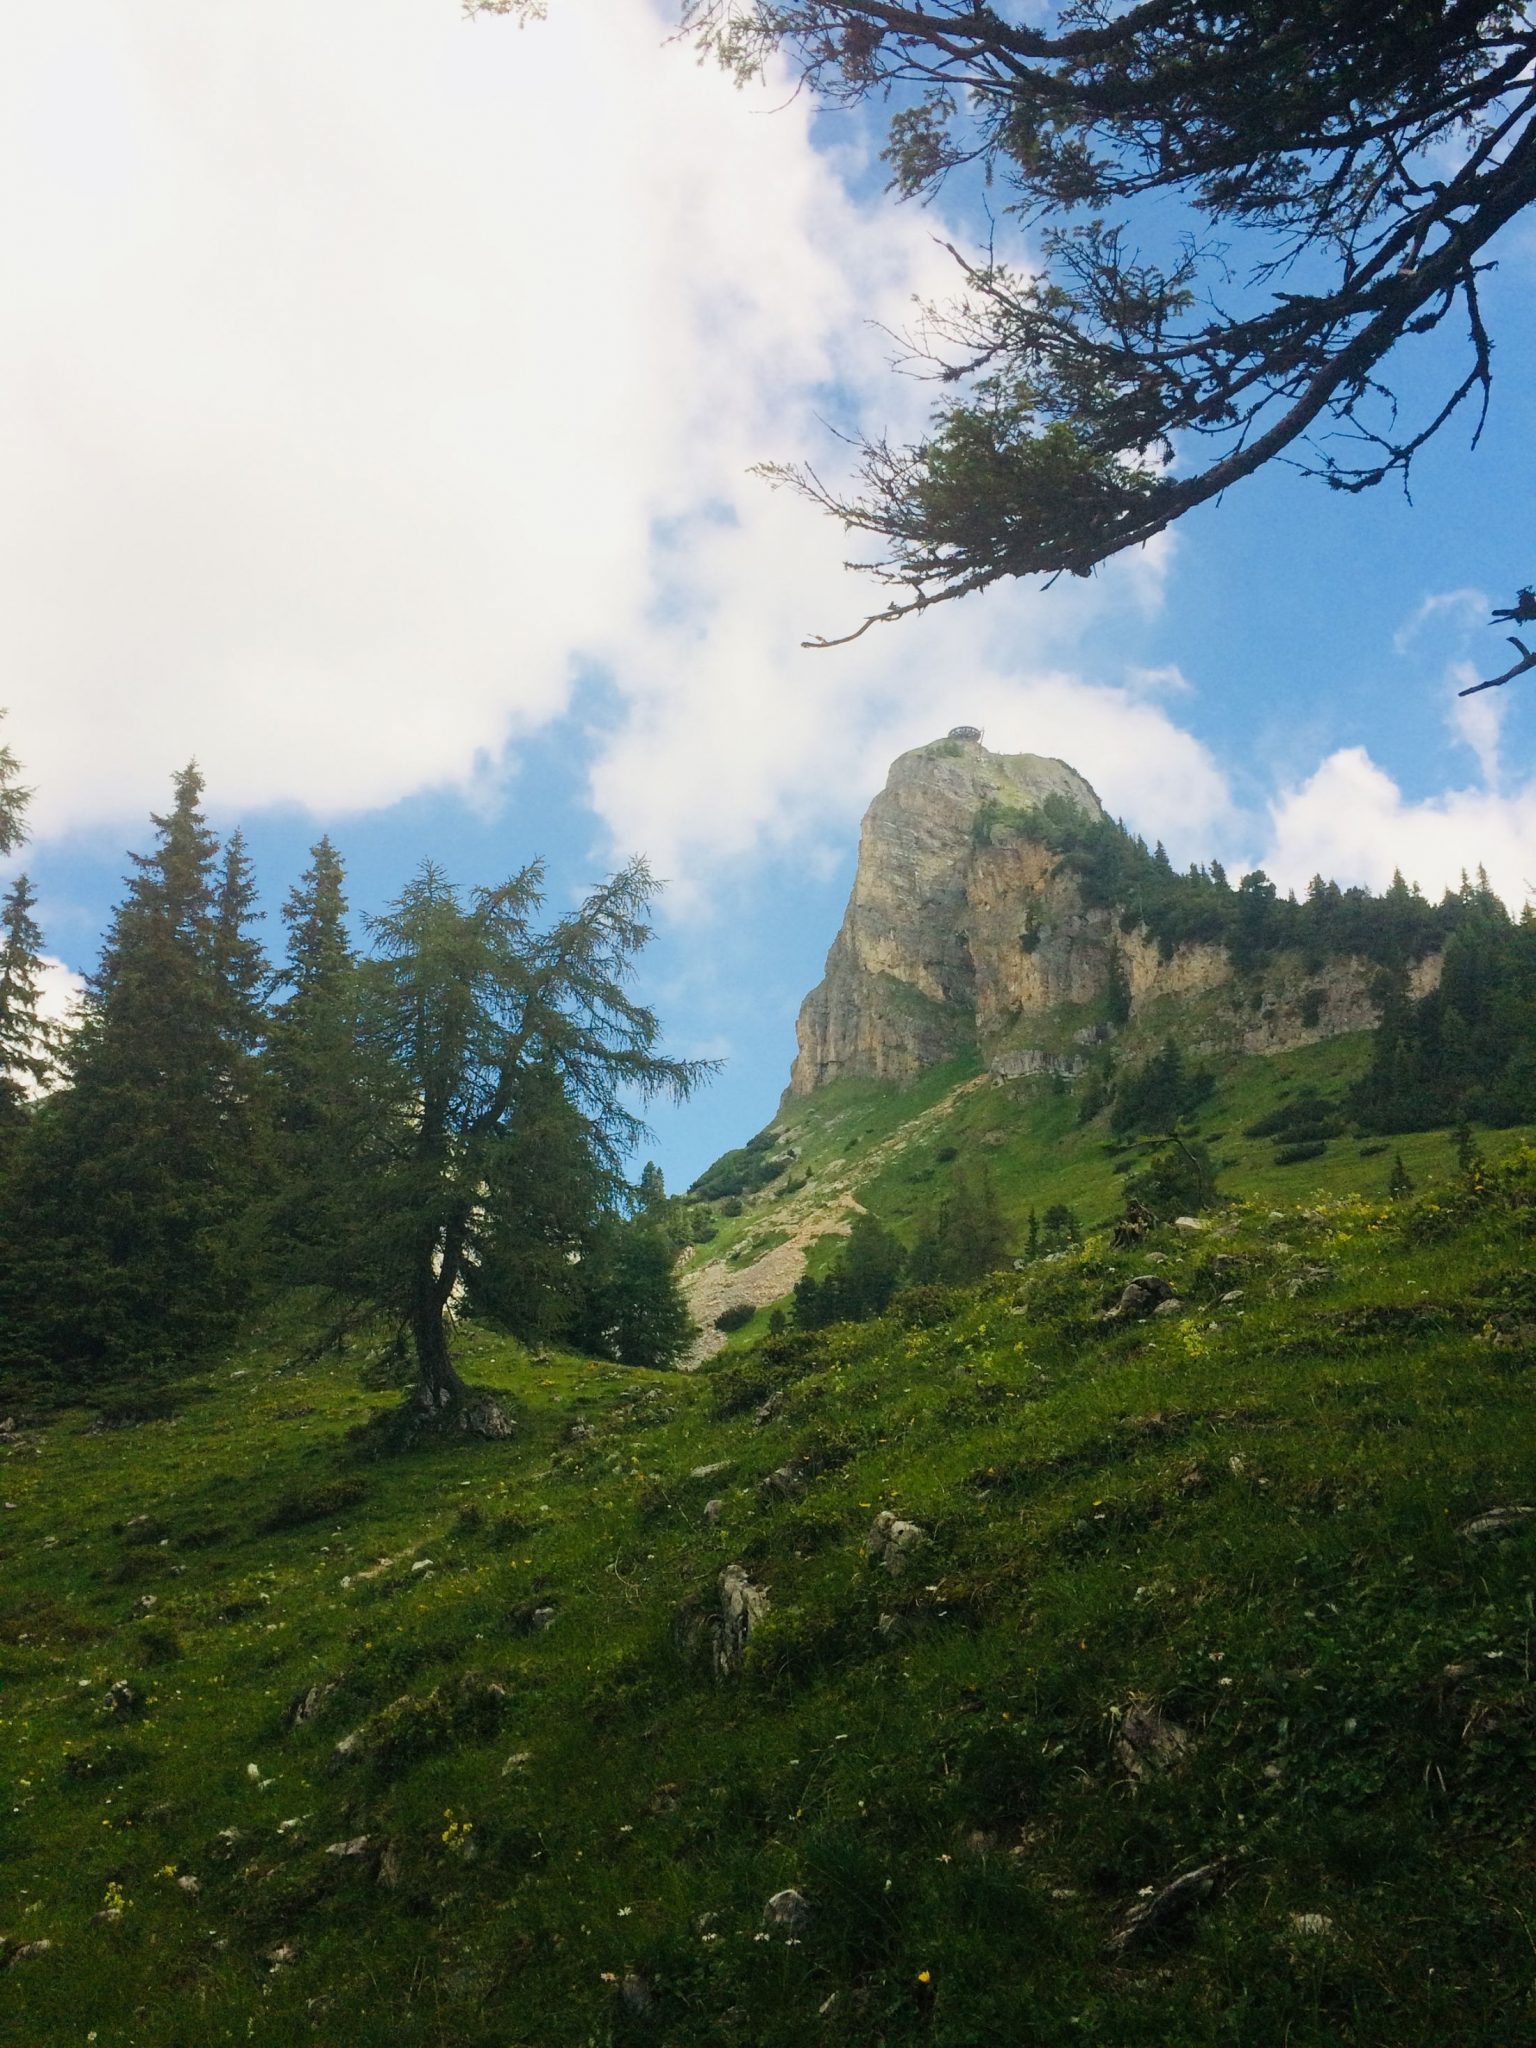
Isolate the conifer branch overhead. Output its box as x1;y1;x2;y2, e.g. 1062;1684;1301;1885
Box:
676;4;1536;664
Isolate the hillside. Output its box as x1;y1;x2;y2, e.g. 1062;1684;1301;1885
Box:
3;1157;1535;2045
678;1034;1519;1347
678;733;1534;1352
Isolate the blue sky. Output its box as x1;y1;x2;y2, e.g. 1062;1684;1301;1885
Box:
3;0;1533;1192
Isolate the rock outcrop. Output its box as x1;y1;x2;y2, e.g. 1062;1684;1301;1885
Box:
789;732;1441;1096
790;736;1106;1094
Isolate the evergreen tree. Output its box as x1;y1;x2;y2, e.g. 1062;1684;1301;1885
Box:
468;1063;610;1347
1388;1153;1415;1202
909;1166;1008;1286
0;709;30;859
1025;1206;1040;1260
212;831;268;1055
569;1211;696;1370
0;874;53;1129
3;767;261;1377
1125;1137;1220;1220
1109;1038;1214;1137
1039;1202;1080;1251
265;838;372;1285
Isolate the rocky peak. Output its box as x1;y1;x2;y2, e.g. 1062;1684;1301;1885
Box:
788;737;1105;1095
787;733;1433;1097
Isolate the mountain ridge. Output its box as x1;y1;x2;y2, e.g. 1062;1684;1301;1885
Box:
790;732;1442;1100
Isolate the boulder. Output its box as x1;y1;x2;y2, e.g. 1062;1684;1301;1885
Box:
763;1887;812;1935
866;1511;930;1575
1111;1698;1191;1782
691;1563;770;1679
1101;1276;1173;1323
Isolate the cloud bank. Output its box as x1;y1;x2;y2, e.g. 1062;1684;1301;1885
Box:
2;1;1526;926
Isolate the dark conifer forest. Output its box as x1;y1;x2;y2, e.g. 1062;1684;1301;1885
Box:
0;749;708;1418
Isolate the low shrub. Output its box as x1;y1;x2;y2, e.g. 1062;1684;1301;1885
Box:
1274;1139;1328;1165
259;1476;369;1533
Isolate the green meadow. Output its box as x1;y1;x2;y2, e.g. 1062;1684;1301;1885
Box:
4;1143;1535;2045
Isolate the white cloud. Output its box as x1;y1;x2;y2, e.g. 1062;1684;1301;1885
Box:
0;0;945;836
0;0;1200;895
1448;665;1506;790
1392;587;1487;654
1261;747;1536;908
37;958;86;1035
9;0;1514;938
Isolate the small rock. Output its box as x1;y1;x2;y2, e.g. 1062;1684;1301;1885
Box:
132;1594;158;1616
705;1562;769;1678
176;1874;200;1894
759;1460;810;1501
530;1606;557;1631
1284;1262;1332;1298
866;1511;930;1574
1173;1216;1209;1235
1102;1275;1173;1323
265;1942;299;1971
754;1391;785;1427
690;1461;730;1481
764;1887;811;1935
1112;1698;1191;1782
1458;1506;1534;1542
1219;1288;1245;1305
330;1730;363;1770
287;1679;338;1728
103;1679;139;1717
324;1836;372;1858
1287;1912;1335;1940
1;1938;53;1967
410;1559;433;1575
1151;1297;1186;1318
702;1498;724;1524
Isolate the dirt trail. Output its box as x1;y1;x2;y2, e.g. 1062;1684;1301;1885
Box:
678;1074;987;1365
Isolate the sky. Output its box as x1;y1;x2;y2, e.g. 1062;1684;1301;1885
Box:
3;0;1534;1188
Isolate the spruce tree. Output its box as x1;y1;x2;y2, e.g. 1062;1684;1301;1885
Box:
0;709;30;859
0;875;53;1129
212;831;268;1055
8;767;260;1378
266;837;372;1286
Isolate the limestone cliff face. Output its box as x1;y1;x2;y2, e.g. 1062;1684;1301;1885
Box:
789;735;1440;1095
788;738;1106;1094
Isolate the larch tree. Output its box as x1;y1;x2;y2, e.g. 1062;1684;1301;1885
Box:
342;855;712;1436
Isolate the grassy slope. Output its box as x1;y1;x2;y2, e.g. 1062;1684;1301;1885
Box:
692;1034;1536;1341
4;1158;1536;2046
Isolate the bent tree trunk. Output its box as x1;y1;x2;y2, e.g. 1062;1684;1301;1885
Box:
401;1239;513;1441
